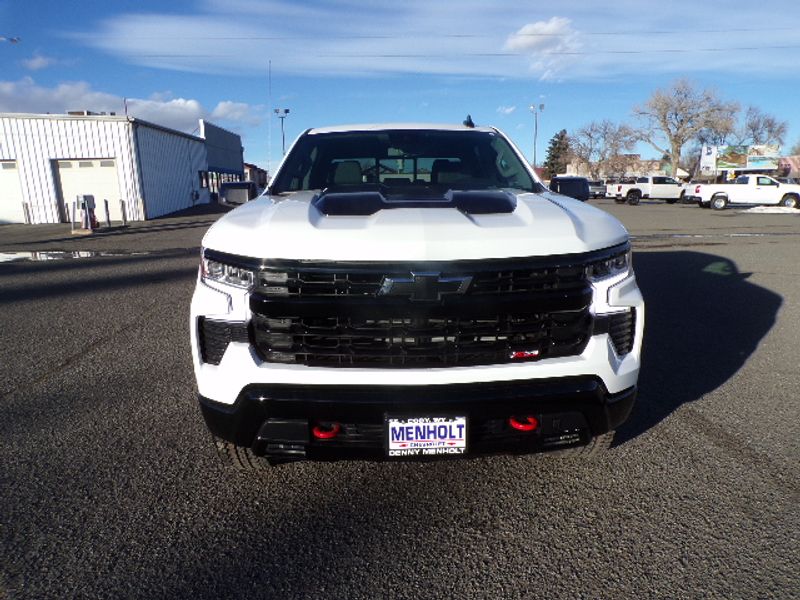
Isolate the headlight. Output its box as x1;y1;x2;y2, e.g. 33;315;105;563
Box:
587;248;632;281
201;251;256;289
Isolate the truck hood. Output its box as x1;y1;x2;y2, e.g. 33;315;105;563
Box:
201;190;629;261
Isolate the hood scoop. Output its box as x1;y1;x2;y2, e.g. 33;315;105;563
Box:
312;188;517;216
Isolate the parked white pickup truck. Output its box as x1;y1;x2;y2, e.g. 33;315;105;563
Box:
687;175;800;210
614;176;683;205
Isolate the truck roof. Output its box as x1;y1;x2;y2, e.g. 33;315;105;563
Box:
307;123;497;134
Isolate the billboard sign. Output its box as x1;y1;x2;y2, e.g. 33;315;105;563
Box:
707;144;782;173
716;145;748;169
746;145;780;170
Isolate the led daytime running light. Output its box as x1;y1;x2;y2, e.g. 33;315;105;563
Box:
588;249;631;281
201;254;256;289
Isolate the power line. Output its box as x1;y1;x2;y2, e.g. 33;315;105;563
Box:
133;44;800;59
88;27;798;41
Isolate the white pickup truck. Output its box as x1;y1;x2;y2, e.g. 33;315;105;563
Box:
190;123;644;468
614;176;683;205
687;175;800;210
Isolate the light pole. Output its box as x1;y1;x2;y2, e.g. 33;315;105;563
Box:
529;103;545;168
274;108;290;155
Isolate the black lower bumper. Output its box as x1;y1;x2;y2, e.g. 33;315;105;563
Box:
198;377;636;462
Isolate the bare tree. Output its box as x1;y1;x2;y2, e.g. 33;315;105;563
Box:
790;139;800;156
570;120;637;178
734;106;788;146
633;79;738;178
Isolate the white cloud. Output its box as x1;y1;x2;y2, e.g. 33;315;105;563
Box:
0;77;121;115
22;54;58;71
67;1;800;81
0;78;263;134
497;105;517;115
505;17;581;80
75;3;529;78
211;100;261;126
125;97;206;132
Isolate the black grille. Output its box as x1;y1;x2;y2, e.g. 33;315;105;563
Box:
198;318;249;365
252;310;591;367
243;253;617;368
256;263;587;297
606;309;635;356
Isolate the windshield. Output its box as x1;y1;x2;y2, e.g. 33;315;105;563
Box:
271;129;541;194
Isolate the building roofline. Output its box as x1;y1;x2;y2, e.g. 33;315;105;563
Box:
0;112;206;143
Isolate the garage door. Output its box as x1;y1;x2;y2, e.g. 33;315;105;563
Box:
0;161;26;224
55;159;122;223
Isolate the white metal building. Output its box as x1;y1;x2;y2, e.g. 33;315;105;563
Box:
0;113;244;224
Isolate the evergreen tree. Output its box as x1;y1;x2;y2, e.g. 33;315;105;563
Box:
543;129;571;179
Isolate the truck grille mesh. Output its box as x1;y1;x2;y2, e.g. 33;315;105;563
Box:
256;264;586;297
252;311;591;367
606;309;635;356
198;318;249;365
248;257;598;368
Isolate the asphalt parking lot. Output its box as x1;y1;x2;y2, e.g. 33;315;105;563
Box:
1;199;799;599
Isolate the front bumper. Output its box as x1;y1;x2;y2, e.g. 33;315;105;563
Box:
199;377;636;461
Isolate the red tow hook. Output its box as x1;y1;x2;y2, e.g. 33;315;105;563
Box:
508;415;539;432
312;422;341;440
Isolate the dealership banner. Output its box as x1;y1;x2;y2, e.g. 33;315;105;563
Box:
746;145;780;170
699;145;718;175
716;145;748;169
707;144;782;172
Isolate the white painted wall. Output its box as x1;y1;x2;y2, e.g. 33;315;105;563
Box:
0;115;144;224
0;114;240;223
134;123;209;219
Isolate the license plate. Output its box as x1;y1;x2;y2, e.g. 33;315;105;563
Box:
386;416;467;458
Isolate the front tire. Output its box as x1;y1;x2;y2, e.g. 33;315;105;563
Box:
213;436;272;471
780;194;799;209
551;431;615;457
711;194;728;210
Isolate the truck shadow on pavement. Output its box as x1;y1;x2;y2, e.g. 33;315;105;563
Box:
0;250;786;598
616;250;782;444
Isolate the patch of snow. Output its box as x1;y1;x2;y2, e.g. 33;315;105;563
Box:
738;206;800;214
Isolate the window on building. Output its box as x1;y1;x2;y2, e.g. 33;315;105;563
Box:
79;161;94;168
100;160;115;167
1;161;16;170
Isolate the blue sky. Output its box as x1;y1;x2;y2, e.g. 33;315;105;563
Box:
2;0;799;173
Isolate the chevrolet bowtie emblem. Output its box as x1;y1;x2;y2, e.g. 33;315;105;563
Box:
378;272;472;301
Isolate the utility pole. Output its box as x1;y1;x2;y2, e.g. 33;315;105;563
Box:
274;108;290;155
529;103;545;168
